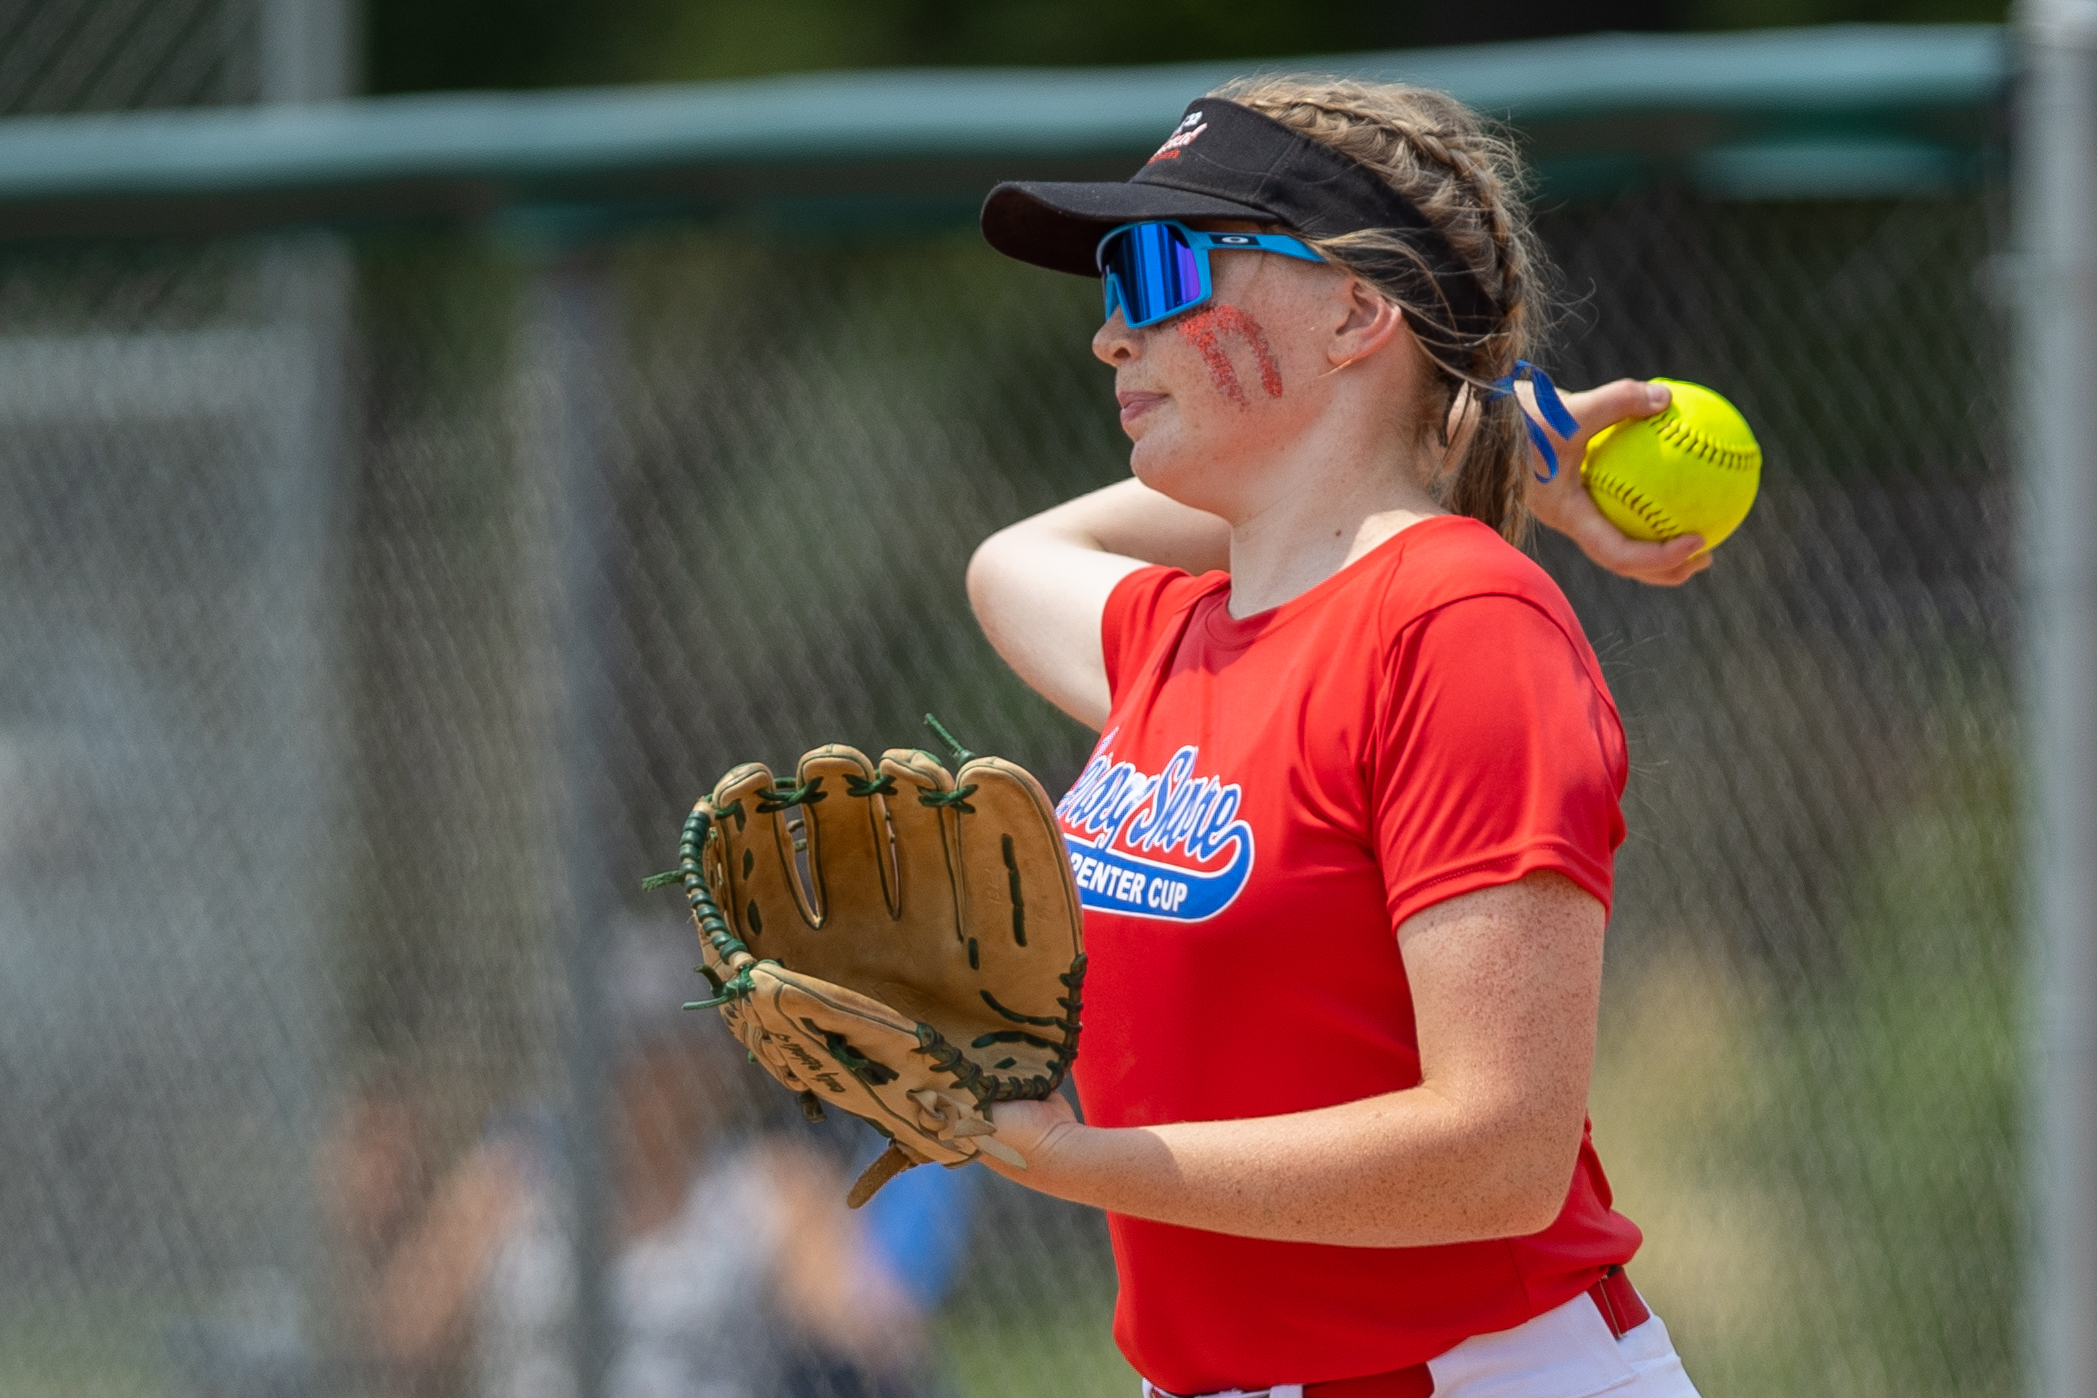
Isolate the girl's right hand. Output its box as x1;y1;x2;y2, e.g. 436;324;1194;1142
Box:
1521;378;1713;588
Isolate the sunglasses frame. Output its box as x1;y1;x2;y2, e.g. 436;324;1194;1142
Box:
1096;220;1325;329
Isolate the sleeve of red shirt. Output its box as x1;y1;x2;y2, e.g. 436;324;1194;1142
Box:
1099;565;1221;701
1371;593;1629;929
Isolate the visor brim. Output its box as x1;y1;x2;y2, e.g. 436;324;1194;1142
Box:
981;180;1279;279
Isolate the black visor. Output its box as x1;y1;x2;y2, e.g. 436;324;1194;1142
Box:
981;98;1499;352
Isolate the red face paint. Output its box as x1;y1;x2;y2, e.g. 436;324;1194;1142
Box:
1175;304;1284;408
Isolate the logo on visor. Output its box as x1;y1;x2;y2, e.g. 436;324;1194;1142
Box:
1147;111;1208;163
1056;736;1255;922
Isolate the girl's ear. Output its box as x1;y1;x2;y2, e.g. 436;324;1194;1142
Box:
1329;278;1405;368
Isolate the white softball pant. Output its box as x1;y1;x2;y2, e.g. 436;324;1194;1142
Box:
1424;1291;1703;1398
1139;1291;1704;1398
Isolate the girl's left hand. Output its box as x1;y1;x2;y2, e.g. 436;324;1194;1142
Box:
1521;378;1712;588
984;1092;1084;1180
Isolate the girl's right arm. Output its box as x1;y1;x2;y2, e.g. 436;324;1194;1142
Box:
966;479;1229;730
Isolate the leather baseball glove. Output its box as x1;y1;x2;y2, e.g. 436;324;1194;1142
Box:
646;723;1086;1206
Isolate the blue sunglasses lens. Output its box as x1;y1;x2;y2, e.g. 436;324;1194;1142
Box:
1103;223;1204;326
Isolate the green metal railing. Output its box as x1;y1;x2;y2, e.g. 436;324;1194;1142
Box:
0;24;2005;238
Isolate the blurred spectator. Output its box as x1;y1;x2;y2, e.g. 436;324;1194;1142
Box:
316;922;975;1398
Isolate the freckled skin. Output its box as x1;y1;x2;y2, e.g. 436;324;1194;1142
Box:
980;871;1604;1247
1175;304;1284;408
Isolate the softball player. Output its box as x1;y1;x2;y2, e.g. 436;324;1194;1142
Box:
966;77;1705;1398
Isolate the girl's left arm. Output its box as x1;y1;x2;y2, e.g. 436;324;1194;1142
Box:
981;869;1604;1248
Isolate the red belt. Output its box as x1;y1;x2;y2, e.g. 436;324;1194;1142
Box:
1154;1267;1650;1398
1585;1265;1651;1343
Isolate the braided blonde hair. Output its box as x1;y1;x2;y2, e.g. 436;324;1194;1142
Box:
1211;76;1548;542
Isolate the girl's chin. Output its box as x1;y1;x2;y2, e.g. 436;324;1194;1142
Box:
1127;441;1179;489
1130;442;1222;511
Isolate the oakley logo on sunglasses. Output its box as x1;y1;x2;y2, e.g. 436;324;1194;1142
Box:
1148;113;1208;164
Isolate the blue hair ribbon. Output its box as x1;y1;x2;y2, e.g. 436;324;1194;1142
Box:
1486;360;1579;483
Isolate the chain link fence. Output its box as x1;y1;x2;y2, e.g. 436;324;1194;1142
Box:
0;0;266;114
0;165;2017;1398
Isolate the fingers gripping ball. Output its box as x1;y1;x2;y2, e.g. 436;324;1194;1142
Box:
1580;379;1761;552
648;727;1086;1207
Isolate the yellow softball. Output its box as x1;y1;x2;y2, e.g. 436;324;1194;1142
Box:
1579;379;1761;552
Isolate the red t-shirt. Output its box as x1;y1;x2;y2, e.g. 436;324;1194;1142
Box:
1059;515;1641;1393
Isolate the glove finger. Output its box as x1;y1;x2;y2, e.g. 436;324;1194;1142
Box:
955;757;1083;963
684;797;750;981
710;760;816;946
952;757;1087;1097
877;748;965;943
797;745;898;927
